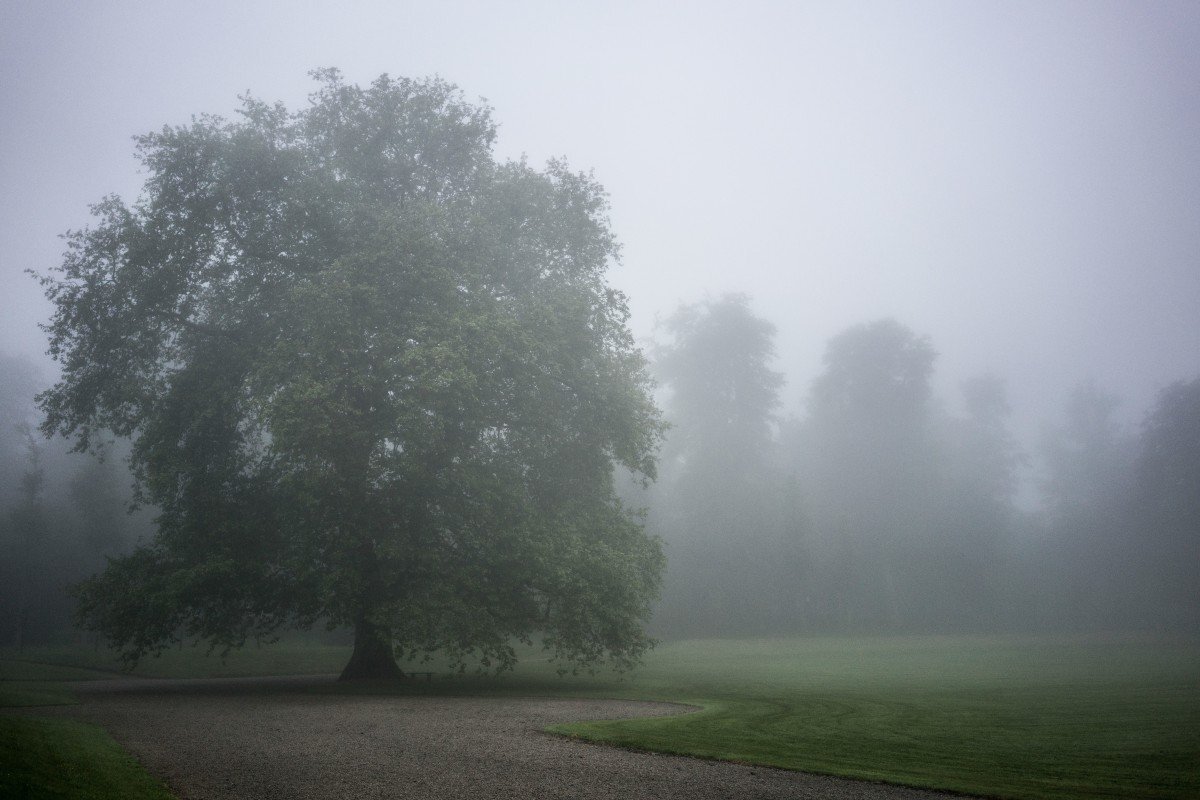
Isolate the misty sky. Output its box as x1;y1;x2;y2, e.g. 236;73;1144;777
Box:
2;0;1198;467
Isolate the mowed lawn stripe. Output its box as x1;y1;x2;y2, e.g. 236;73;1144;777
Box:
551;637;1200;800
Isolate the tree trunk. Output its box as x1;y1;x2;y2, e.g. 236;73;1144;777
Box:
338;615;404;681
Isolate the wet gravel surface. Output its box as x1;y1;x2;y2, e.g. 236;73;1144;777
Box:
58;676;967;799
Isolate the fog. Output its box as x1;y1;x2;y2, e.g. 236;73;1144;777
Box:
1;1;1198;644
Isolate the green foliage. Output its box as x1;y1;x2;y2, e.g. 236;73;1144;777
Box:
37;70;664;675
0;716;174;800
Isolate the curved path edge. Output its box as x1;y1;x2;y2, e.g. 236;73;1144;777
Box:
47;675;972;800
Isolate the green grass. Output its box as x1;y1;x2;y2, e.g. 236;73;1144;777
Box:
0;715;174;800
5;634;1198;799
315;634;1200;799
0;658;122;683
1;652;175;798
539;636;1200;800
0;655;98;708
0;682;77;708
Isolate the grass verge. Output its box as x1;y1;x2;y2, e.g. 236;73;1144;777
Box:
1;654;175;799
0;715;174;800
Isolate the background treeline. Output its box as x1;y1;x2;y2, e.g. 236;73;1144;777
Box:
642;295;1198;637
2;294;1197;646
0;353;152;647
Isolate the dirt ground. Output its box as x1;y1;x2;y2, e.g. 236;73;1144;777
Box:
54;676;967;799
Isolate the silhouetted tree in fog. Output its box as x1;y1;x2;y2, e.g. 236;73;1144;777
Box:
1038;381;1138;629
7;428;46;650
798;319;939;629
656;294;781;477
0;354;147;646
1132;377;1200;628
69;446;130;557
0;354;42;510
935;375;1023;628
651;295;802;634
0;355;46;646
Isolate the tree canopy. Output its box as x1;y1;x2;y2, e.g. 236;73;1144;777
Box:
37;71;664;679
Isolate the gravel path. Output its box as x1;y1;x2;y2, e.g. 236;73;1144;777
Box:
58;676;968;799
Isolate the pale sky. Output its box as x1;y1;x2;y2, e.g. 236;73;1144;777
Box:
3;0;1198;465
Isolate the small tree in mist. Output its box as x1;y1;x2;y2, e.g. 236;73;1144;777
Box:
36;71;664;679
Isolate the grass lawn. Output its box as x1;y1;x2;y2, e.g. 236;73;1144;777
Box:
0;715;174;800
4;634;1198;799
0;682;77;708
1;653;175;799
536;636;1200;800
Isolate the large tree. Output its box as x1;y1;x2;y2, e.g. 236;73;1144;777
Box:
37;71;664;679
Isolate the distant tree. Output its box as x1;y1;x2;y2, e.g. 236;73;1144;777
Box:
7;428;47;650
0;356;45;646
0;354;43;510
650;295;799;634
800;319;939;629
1132;377;1200;626
69;446;131;558
655;294;783;478
958;374;1021;508
1038;380;1138;629
37;71;664;679
1041;381;1134;523
936;375;1023;627
810;318;936;431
